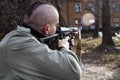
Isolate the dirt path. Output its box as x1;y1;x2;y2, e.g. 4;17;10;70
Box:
82;64;114;80
81;51;120;80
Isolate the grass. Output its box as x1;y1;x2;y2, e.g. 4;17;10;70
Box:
81;33;120;53
79;33;120;68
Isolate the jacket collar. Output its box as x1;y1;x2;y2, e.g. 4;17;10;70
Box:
21;23;46;40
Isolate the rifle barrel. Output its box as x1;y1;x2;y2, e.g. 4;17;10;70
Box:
39;34;59;42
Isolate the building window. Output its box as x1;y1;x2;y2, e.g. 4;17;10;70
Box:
113;17;119;22
87;2;94;11
112;3;119;12
75;18;82;30
75;19;82;24
74;2;81;13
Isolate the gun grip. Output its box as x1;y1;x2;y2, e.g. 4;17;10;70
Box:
68;39;73;50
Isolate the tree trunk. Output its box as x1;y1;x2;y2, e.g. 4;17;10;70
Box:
102;0;115;46
93;16;99;38
93;0;100;38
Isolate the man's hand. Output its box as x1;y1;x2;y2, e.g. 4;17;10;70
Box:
58;36;70;49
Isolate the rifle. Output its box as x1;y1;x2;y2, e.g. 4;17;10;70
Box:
39;26;82;58
39;27;78;41
39;27;78;49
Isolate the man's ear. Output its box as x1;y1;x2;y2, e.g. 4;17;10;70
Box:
43;24;49;35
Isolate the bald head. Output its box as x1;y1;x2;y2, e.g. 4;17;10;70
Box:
24;3;59;28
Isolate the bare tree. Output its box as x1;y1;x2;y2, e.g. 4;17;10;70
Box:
93;0;100;38
101;0;115;46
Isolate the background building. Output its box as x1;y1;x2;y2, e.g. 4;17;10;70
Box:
60;0;120;29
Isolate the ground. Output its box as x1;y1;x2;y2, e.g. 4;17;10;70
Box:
79;36;120;80
82;64;114;80
81;51;120;80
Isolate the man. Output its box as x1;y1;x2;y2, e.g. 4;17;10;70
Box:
0;1;82;80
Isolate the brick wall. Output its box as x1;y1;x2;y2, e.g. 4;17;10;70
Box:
61;0;120;28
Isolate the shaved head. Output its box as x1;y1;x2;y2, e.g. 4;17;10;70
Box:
23;2;59;35
24;3;59;27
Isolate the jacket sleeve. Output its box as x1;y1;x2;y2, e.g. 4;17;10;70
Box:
26;43;82;80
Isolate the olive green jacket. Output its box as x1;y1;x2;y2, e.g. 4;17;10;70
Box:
0;26;82;80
